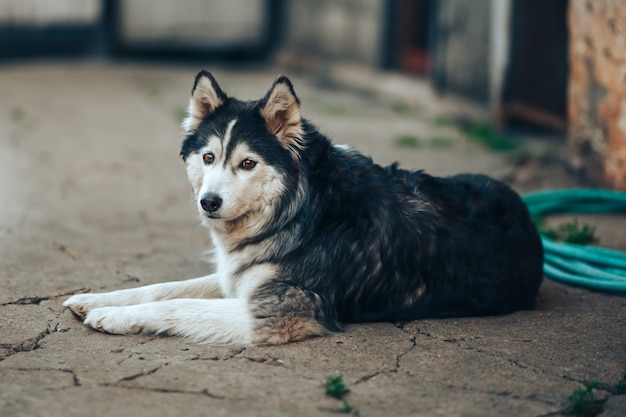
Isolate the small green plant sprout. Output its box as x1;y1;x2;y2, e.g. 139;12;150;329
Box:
325;375;349;398
339;400;352;413
393;135;421;148
538;218;599;246
565;381;605;417
325;375;352;413
615;373;626;395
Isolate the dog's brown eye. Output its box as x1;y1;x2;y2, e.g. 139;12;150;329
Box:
241;159;257;170
203;152;215;164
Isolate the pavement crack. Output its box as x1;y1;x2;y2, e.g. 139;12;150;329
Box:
354;371;382;384
0;315;66;362
243;353;285;367
118;365;163;382
72;372;81;386
395;335;417;370
558;374;618;395
445;383;559;407
507;357;531;371
55;243;82;261
1;288;89;306
6;367;82;388
101;383;225;399
229;347;246;358
355;333;416;384
0;326;50;358
188;346;246;362
560;373;590;385
395;322;436;339
189;354;220;361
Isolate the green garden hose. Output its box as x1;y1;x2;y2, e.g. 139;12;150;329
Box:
522;189;626;292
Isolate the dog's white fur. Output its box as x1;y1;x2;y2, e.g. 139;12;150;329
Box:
63;82;288;345
64;262;278;344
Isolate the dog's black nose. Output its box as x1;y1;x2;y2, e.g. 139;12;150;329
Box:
200;193;222;212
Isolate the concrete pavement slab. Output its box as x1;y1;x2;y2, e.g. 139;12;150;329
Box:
0;62;624;417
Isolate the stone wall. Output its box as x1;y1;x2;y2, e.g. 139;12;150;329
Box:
569;0;626;190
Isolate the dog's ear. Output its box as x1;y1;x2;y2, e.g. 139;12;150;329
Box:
182;70;227;134
261;76;304;159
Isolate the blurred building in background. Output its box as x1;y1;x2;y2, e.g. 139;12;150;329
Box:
0;0;624;189
0;0;279;58
568;0;626;190
0;0;103;56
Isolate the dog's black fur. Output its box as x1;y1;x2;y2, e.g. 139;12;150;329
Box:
181;73;544;333
258;127;542;331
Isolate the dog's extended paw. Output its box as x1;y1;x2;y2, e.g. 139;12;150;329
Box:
84;306;141;335
63;293;109;320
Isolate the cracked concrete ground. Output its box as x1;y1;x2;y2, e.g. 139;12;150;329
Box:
0;62;625;417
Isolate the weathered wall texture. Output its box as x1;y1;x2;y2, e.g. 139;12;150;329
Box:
0;0;100;24
431;0;490;102
119;0;264;45
569;0;626;190
284;0;385;66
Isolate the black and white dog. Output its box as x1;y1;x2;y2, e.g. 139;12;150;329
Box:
64;71;544;345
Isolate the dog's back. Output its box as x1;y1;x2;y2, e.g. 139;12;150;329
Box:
268;132;544;326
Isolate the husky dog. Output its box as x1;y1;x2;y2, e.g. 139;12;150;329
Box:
64;71;544;345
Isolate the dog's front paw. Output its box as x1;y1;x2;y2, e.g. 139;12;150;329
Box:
63;293;105;320
64;293;117;320
84;306;141;335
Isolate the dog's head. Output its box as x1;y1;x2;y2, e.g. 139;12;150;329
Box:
180;71;303;232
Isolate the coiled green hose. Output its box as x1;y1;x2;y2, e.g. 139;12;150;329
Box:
522;189;626;292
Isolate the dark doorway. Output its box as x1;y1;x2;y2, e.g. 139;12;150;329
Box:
502;0;569;130
382;0;434;76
